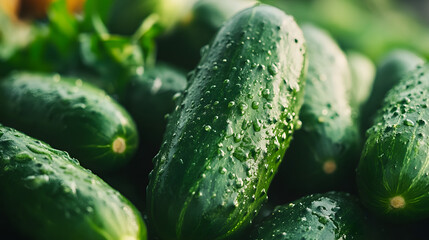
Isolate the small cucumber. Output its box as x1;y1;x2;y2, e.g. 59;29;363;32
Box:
147;5;307;240
277;24;359;196
357;63;429;222
0;124;146;240
360;49;424;134
346;50;376;110
0;72;138;173
122;63;187;149
249;192;375;240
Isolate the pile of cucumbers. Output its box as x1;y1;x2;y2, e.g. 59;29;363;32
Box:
1;0;429;239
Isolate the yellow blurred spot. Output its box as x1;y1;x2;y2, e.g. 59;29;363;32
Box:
323;159;337;174
112;137;126;154
390;195;405;209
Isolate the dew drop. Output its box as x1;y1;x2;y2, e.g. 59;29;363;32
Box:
404;119;415;127
262;89;270;98
252;101;260;109
402;97;411;104
24;174;49;189
218;149;225;157
268;64;278;75
239;103;248;112
253;120;262;132
242;120;251;130
233;133;242;143
228;101;236;108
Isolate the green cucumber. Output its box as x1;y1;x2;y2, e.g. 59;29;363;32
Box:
147;5;307;240
277;24;359;196
346;50;376;110
357;63;429;222
0;72;138;173
122;63;187;149
360;49;424;134
249;192;374;240
0;124;146;240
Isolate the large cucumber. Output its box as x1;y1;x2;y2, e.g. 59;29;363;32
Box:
277;24;359;196
249;192;375;240
357;63;429;222
0;124;146;240
0;72;138;173
360;50;424;134
147;5;307;240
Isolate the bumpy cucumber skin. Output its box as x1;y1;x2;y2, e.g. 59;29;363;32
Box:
147;5;307;240
0;72;138;173
0;125;146;240
360;50;424;133
122;63;187;147
278;24;359;195
249;192;372;240
357;63;429;222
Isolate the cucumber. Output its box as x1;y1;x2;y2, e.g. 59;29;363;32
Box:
346;50;376;110
249;192;374;240
0;124;146;240
122;63;187;149
0;72;138;173
277;24;359;196
357;63;429;222
147;5;307;240
360;50;424;134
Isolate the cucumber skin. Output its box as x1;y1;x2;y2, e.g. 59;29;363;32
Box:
0;124;146;240
278;24;359;195
0;72;138;173
147;5;307;240
360;50;424;134
122;63;187;148
357;63;429;222
249;192;373;240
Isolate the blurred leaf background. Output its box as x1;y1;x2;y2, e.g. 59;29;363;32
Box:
0;0;428;80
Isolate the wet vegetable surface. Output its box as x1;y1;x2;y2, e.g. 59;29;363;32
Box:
357;63;429;222
0;124;146;240
249;192;373;240
0;72;138;173
147;4;307;240
278;24;359;196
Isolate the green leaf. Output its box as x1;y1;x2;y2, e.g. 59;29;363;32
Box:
79;33;145;95
81;0;114;33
